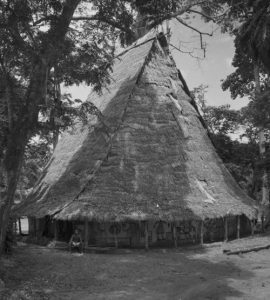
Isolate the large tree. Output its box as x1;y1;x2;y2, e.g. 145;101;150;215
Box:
221;0;270;212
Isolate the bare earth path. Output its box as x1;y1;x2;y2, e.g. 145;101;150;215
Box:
1;237;270;300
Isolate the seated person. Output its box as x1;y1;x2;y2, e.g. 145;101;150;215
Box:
69;229;83;253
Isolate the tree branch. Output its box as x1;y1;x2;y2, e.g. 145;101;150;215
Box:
187;7;240;22
175;17;213;37
33;14;132;34
169;43;203;60
146;0;210;26
8;25;35;55
71;16;132;33
187;9;216;21
25;0;81;119
175;16;213;58
32;16;55;26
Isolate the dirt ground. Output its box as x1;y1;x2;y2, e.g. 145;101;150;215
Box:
1;237;270;300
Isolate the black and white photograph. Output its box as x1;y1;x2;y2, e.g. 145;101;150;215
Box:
1;0;270;299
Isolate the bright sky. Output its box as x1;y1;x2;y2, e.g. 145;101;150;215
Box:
66;17;249;111
169;18;249;110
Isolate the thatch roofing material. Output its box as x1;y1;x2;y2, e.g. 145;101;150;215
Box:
17;32;258;222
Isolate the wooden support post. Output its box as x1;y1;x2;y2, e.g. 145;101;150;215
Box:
54;220;58;240
200;220;204;245
13;219;17;235
144;221;149;250
18;218;22;235
172;223;177;248
237;215;240;239
114;224;118;248
34;218;37;237
224;217;228;242
36;218;41;238
84;219;89;249
261;215;265;233
251;220;255;236
63;221;68;240
195;222;198;242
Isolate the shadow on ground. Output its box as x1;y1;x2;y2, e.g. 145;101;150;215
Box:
0;243;258;300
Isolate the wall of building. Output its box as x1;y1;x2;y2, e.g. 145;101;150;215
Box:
28;215;254;247
73;215;253;247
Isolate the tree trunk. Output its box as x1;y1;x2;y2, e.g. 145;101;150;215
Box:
224;217;228;242
0;0;81;255
0;137;26;254
52;80;61;150
254;63;269;209
256;75;268;206
0;73;37;254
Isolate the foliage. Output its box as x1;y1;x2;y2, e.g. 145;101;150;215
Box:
236;0;270;72
191;84;208;111
220;0;270;130
204;105;240;135
221;43;257;99
240;90;270;129
0;0;132;158
192;85;241;135
218;0;270;205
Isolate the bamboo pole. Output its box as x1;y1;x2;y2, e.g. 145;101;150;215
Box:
200;220;204;245
84;219;89;249
172;223;177;248
144;221;149;250
224;217;228;242
237;215;240;239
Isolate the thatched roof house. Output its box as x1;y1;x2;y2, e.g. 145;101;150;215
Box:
16;31;258;247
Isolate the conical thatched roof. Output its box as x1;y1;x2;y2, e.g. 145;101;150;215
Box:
17;31;258;222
